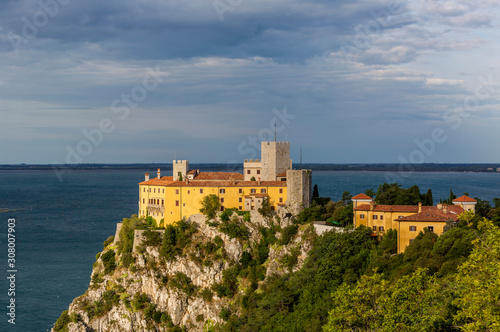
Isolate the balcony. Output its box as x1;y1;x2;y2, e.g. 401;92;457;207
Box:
147;204;164;214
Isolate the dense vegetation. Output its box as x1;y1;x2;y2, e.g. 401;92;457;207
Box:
214;213;500;331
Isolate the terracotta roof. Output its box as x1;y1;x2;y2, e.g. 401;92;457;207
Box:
277;172;287;177
396;206;463;222
187;170;197;174
354;204;423;212
352;193;372;200
139;176;173;185
163;180;284;188
194;172;244;180
453;195;477;203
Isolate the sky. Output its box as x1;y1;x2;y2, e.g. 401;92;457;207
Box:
0;0;499;164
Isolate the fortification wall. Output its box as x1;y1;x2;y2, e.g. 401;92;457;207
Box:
286;169;312;214
173;160;189;181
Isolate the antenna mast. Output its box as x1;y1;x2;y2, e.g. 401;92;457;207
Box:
300;147;302;170
274;122;277;142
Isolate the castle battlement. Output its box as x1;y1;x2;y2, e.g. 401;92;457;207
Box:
173;160;188;164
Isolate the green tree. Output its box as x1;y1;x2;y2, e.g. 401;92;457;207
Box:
323;269;449;332
313;184;319;198
200;194;220;220
424;188;433;206
453;218;500;331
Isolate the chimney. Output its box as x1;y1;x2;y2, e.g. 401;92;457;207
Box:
370;201;375;211
443;204;448;214
185;177;189;184
437;203;443;210
418;202;422;213
157;168;161;179
145;173;150;181
258;177;261;185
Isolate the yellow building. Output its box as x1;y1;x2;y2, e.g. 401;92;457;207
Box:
138;141;312;226
352;193;476;253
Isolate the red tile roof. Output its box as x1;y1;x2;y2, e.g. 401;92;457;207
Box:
139;176;173;185
187;170;197;174
352;193;372;200
194;172;244;180
453;195;477;203
277;172;287;177
396;206;463;222
354;204;423;212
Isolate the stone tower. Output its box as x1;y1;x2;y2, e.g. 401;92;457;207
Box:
285;169;312;214
260;141;291;181
173;160;189;181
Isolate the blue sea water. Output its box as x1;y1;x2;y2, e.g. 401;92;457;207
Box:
0;169;499;331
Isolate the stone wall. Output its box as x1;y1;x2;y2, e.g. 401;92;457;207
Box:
261;141;290;181
173;160;189;181
286;169;312;214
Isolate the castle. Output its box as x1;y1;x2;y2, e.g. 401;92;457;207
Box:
138;141;312;226
352;193;477;253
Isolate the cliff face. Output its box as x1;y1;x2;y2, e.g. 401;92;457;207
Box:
53;210;316;332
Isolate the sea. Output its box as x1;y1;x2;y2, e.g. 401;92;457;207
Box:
0;168;499;331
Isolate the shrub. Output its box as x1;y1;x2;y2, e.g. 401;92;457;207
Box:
103;235;115;248
279;225;299;246
170;272;197;296
201;288;214;302
200;195;220;220
213;236;224;248
132;293;149;311
142;230;162;247
121;252;135;268
101;250;116;275
219;217;249;240
53;310;70;331
220;307;232;321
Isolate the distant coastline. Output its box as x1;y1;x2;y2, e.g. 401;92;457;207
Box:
1;163;499;173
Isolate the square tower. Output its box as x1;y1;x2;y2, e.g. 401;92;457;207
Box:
261;141;291;181
173;160;189;181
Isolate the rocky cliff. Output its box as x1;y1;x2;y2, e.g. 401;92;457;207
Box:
53;209;316;332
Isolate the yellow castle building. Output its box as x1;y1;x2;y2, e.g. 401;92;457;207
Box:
138;141;312;226
352;193;477;253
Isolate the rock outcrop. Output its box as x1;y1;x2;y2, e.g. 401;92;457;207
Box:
53;211;316;332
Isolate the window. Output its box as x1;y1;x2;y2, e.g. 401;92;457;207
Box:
161;200;164;205
175;189;179;195
251;189;256;194
261;189;266;193
360;214;365;219
143;198;145;204
143;188;145;192
380;215;384;220
279;188;283;194
379;226;384;232
247;170;251;174
239;206;242;211
154;188;156;193
187;190;190;194
239;198;242;203
279;198;283;203
220;206;225;211
220;198;224;203
239;189;243;194
271;206;275;211
373;215;378;220
200;189;204;194
220;189;225;194
175;200;179;207
372;226;377;231
409;226;417;232
163;189;165;194
257;170;260;174
427;226;434;232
